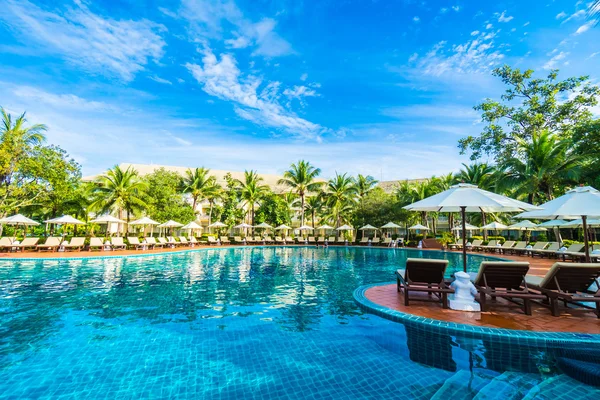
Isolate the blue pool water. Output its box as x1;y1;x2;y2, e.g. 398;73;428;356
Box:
1;246;599;399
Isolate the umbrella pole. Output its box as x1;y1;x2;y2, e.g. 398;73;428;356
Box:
461;206;467;273
583;215;591;263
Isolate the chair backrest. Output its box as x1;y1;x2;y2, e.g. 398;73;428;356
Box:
474;262;530;289
69;237;85;246
146;237;158;244
234;236;242;241
539;263;600;293
383;238;391;243
337;237;345;242
128;236;141;245
470;239;483;246
513;241;527;249
501;241;515;248
91;237;105;247
318;236;325;241
179;237;188;243
189;236;198;243
43;237;62;246
531;242;548;250
359;237;368;243
545;242;560;251
486;240;498;247
20;237;39;246
112;237;124;246
285;236;293;241
221;236;229;241
566;243;585;253
372;237;380;243
328;236;335;242
0;237;14;246
158;237;168;244
167;236;177;243
308;236;316;242
254;236;261;241
404;258;449;284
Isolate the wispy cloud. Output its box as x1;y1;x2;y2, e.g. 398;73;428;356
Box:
149;76;173;85
543;51;569;70
556;12;567;20
9;85;121;113
561;10;586;24
185;47;324;140
574;21;593;35
0;0;166;81
496;11;514;23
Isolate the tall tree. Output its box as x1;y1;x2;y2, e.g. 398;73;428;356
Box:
304;194;323;228
355;174;378;198
326;173;358;231
455;163;496;238
93;166;147;229
236;170;269;226
278;160;322;226
459;65;600;163
181;167;219;211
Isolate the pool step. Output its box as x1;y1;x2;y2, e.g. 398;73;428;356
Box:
473;371;539;400
557;357;600;387
522;374;600;399
430;370;498;400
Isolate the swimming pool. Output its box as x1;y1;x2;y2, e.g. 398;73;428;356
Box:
1;247;599;399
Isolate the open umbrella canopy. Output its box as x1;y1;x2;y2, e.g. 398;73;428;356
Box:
516;186;600;220
90;215;125;224
480;221;508;230
452;223;479;231
158;220;183;228
380;222;401;229
317;224;334;230
0;214;40;226
561;218;600;228
508;220;546;230
45;215;86;225
537;219;570;228
255;222;273;229
336;224;354;231
359;224;378;230
408;224;430;230
404;183;540;213
129;217;160;225
208;221;228;228
297;225;314;231
234;223;253;229
275;224;292;230
181;221;203;230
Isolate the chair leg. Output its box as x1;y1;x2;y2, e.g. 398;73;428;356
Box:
550;298;560;317
404;288;410;306
442;292;448;309
479;292;487;311
523;299;532;316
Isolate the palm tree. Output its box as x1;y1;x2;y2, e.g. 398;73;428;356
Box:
181;167;218;211
305;194;323;228
205;183;223;226
355;174;378;198
455;163;496;238
236;170;269;226
497;130;583;204
326;173;358;231
278;160;323;226
92;166;147;230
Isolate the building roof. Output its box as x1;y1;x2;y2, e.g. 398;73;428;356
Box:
378;178;429;193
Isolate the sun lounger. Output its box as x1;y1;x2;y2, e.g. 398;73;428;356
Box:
166;236;181;247
532;242;559;258
358;237;369;245
479;240;498;252
220;236;231;245
524;242;549;256
0;237;15;251
127;237;148;250
37;237;62;252
252;236;261;244
265;236;274;244
466;239;483;251
207;236;219;245
275;236;284;244
472;261;545;315
328;236;335;243
558;243;586;261
526;262;600;317
372;237;380;245
147;237;165;248
178;237;190;247
109;237;126;250
316;236;325;244
336;236;346;245
382;237;392;246
308;236;316;244
63;237;85;252
88;237;106;251
395;258;453;308
496;241;515;254
506;241;527;254
397;238;405;247
189;236;199;246
285;236;294;244
11;237;39;252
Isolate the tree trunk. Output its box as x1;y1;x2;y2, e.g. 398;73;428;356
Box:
208;201;214;225
300;193;305;226
481;211;487;240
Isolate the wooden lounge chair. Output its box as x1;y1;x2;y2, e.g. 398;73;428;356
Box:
88;237;105;251
472;261;545;315
275;236;284;244
523;242;549;256
336;236;346;245
308;236;316;244
358;237;369;245
11;237;39;252
316;236;325;244
372;237;381;245
147;237;165;248
395;258;454;308
466;239;483;251
253;236;262;244
218;236;230;245
127;237;149;250
479;240;498;252
526;262;600;317
558;243;586;261
189;236;199;246
63;237;85;252
497;241;515;254
110;237;127;250
207;236;219;245
532;242;559;258
166;236;180;247
397;238;405;247
37;237;62;252
0;237;15;251
285;236;294;244
232;236;243;244
382;237;392;246
178;237;190;247
328;236;335;243
506;241;527;254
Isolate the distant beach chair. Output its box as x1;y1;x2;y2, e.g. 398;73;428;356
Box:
11;237;39;252
0;237;15;251
37;237;62;252
63;237;85;252
147;237;165;248
127;237;149;250
111;237;127;250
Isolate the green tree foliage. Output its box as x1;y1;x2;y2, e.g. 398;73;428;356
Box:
142;168;195;224
459;65;600;163
304;194;323;228
326;173;357;229
93;165;147;223
351;187;409;228
219;173;244;226
355;174;378;198
237;170;270;226
181;167;220;211
278;160;322;226
255;192;292;226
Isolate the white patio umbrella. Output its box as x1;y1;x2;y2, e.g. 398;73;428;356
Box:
0;214;40;235
255;222;273;229
275;224;292;230
359;224;379;238
508;220;546;230
537;219;570;228
404;183;539;272
336;224;354;231
235;223;254;229
452;223;479;231
45;215;86;237
408;223;430;231
516;186;600;262
480;221;508;239
380;222;401;229
297;225;314;237
316;224;334;236
158;220;184;236
560;218;600;228
90;215;126;236
208;221;227;228
129;216;160;237
181;221;203;237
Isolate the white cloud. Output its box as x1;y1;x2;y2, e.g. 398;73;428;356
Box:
185;47;324;139
149;76;173;85
556;12;567;20
575;21;593;35
300;73;308;81
562;10;586;24
452;6;461;12
381;104;478;121
588;52;600;59
10;85;120;113
471;30;480;36
543;51;569;70
0;0;166;81
413;16;420;23
486;23;493;29
176;0;293;57
496;11;513;23
440;7;448;14
523;21;530;26
408;53;419;62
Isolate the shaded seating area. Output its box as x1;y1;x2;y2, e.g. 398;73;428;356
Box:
526;263;600;318
472;261;545;315
10;237;39;252
395;258;454;308
36;237;62;252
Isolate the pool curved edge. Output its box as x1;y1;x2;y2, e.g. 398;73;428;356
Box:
353;282;600;345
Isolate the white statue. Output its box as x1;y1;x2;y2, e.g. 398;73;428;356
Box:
449;271;481;312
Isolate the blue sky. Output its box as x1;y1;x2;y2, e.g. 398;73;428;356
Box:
1;0;598;180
